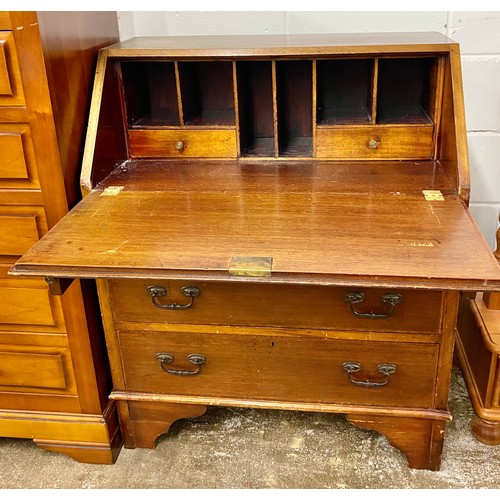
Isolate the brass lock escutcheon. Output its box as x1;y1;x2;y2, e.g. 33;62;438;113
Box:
345;291;403;319
147;285;201;310
342;361;397;388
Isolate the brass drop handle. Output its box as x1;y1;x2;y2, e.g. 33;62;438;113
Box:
368;139;379;149
156;353;206;376
175;141;184;151
345;292;403;319
147;285;200;310
342;361;397;388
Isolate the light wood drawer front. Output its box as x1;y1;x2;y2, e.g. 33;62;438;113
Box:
0;124;39;189
0;282;56;327
128;129;238;158
316;126;434;160
0;33;12;95
0;345;76;394
120;330;438;408
0;206;47;256
111;280;442;334
0;264;65;333
0;32;24;105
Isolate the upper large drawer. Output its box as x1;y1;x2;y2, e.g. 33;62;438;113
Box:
0;32;24;106
110;279;443;335
0;124;40;189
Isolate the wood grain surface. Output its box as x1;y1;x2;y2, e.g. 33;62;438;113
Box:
12;159;500;290
119;329;439;408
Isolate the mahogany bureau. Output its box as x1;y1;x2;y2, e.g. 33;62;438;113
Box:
0;11;121;463
11;33;500;470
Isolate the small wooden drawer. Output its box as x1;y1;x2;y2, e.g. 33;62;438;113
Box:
0;206;47;256
0;32;24;105
128;129;238;158
316;125;434;160
0;262;65;332
0;124;40;189
0;344;76;394
119;330;439;408
110;280;443;334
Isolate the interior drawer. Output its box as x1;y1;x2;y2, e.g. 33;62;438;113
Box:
110;279;443;334
316;125;434;160
128;129;238;158
119;329;439;408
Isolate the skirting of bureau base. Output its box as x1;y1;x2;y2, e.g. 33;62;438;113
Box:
111;392;451;471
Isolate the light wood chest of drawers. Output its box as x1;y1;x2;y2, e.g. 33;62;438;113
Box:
0;11;121;463
12;32;500;470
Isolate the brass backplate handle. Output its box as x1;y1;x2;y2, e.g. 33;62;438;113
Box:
156;352;206;376
345;292;403;319
342;361;397;388
147;285;201;310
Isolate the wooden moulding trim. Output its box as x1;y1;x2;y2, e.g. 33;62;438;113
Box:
10;265;500;292
110;391;451;422
114;322;439;343
105;46;454;59
469;299;500;355
80;50;109;197
0;401;118;443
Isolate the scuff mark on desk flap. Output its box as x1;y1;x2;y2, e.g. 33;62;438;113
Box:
100;186;124;196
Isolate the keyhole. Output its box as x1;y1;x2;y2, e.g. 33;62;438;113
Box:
271;341;276;348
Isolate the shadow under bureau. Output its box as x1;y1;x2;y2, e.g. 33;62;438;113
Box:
11;33;500;470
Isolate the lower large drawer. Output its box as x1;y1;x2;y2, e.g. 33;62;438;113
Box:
119;330;439;408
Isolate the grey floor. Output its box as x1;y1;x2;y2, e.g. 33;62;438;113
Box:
0;367;499;489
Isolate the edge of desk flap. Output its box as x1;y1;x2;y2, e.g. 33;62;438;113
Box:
8;262;500;292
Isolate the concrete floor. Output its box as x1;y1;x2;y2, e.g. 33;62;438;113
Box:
0;367;499;489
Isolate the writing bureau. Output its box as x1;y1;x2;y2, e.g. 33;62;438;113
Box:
11;33;500;470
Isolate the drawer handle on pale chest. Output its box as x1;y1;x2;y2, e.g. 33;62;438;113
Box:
342;361;397;388
344;292;403;319
147;285;201;310
155;353;206;376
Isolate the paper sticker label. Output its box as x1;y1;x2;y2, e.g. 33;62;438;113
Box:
422;190;444;201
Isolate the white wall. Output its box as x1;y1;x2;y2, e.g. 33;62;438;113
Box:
117;11;500;250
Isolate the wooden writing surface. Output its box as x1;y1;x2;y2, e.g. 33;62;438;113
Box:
12;159;500;290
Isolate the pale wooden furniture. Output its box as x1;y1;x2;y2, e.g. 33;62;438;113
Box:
0;11;121;463
11;33;500;470
457;216;500;444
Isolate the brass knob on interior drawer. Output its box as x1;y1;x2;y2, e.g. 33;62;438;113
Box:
368;139;379;149
175;141;184;151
